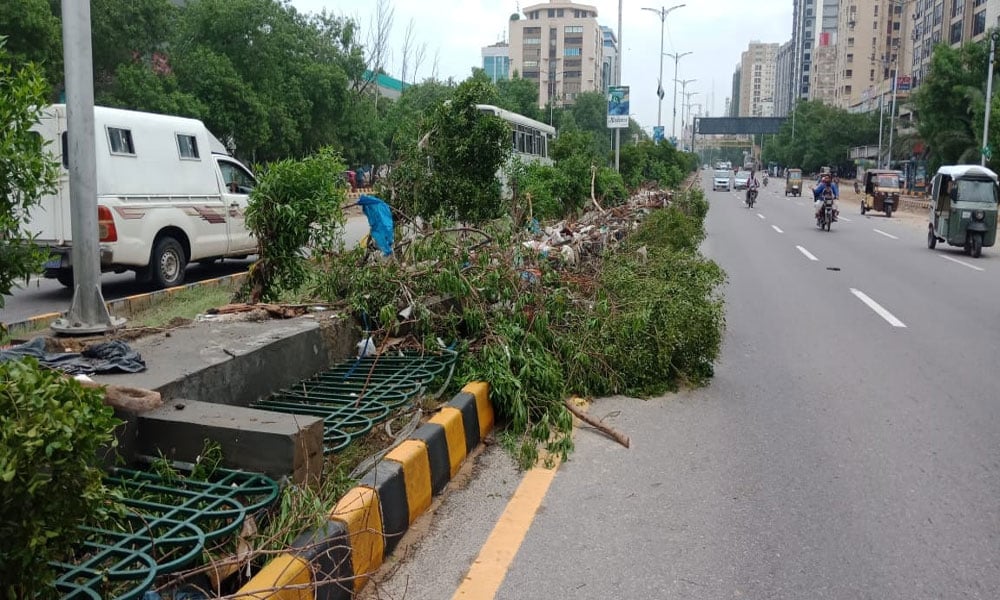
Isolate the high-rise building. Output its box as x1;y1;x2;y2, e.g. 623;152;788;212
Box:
911;0;992;89
482;42;511;83
774;40;796;116
791;0;817;102
600;25;619;91
810;32;839;104
739;42;779;116
730;65;742;117
509;1;604;108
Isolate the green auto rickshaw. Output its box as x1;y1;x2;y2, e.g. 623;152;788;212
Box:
785;168;802;197
927;165;1000;258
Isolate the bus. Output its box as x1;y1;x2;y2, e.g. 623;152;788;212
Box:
476;104;556;167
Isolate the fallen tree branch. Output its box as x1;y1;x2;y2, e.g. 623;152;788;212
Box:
564;398;629;448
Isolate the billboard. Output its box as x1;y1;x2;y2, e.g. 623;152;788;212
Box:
895;75;911;92
607;86;630;129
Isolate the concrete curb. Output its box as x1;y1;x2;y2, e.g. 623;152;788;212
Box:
232;381;495;600
2;271;247;339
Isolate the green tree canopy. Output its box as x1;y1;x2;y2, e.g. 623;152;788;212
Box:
762;100;878;173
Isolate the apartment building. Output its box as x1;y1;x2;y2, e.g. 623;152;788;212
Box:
601;25;619;90
482;42;511;82
509;1;604;108
739;42;779;116
911;0;993;89
730;65;742;117
791;0;816;102
774;40;796;116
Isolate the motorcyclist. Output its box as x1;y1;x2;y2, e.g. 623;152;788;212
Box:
813;173;839;221
763;173;769;187
745;171;760;206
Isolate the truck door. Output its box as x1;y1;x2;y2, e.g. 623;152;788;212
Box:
216;158;257;255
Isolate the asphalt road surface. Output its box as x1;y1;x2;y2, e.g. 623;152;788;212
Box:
361;174;1000;599
1;214;371;324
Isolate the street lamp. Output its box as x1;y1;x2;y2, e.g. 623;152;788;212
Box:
983;31;1000;166
682;89;700;149
642;4;686;128
664;51;693;139
677;80;697;129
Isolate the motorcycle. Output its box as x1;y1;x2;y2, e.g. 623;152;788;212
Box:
746;188;758;209
816;191;835;231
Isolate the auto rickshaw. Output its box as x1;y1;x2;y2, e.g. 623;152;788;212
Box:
927;165;999;258
861;169;904;217
785;168;802;197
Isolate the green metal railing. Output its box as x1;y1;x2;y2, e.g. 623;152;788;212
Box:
54;467;279;600
254;349;457;453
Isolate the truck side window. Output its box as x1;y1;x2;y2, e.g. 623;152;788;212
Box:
176;134;200;159
107;127;135;156
218;160;255;194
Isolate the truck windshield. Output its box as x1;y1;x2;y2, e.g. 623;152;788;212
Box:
957;179;998;204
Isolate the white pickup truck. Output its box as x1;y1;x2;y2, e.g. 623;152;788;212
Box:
29;105;258;288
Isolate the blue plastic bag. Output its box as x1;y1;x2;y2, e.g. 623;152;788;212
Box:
357;194;394;256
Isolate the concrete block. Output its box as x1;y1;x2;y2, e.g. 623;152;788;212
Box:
137;399;324;483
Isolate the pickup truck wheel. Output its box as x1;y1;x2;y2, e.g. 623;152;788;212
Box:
151;237;186;288
56;269;74;288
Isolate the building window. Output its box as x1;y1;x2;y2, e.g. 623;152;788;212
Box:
845;85;852;94
848;37;855;46
565;25;583;33
564;48;581;56
564;70;582;78
548;9;554;17
565;37;583;44
847;53;854;63
557;9;564;17
950;21;962;43
523;60;538;67
107;127;135;156
524;26;541;33
952;1;963;18
845;69;853;77
524;37;540;44
973;11;986;36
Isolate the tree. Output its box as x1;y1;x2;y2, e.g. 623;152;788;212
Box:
912;38;990;169
0;40;59;312
496;72;541;121
389;79;509;222
0;0;62;94
761;100;877;173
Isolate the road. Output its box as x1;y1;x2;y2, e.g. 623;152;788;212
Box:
1;213;372;324
361;174;1000;599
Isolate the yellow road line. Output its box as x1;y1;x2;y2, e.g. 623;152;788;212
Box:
452;459;561;600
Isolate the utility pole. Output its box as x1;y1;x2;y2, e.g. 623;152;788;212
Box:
616;0;622;172
983;31;999;166
887;35;901;169
642;4;686;128
51;0;123;334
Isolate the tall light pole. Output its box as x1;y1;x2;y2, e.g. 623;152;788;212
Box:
887;40;901;169
682;89;700;150
983;31;1000;166
616;0;623;172
665;51;693;139
642;4;686;128
676;80;697;127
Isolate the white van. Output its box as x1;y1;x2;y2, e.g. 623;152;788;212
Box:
29;105;258;288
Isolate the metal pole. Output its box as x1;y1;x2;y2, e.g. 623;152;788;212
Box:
657;13;665;127
983;32;998;166
671;54;679;138
877;81;885;168
52;0;123;334
615;0;622;172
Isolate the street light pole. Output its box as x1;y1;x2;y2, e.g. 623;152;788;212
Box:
664;51;693;139
616;0;623;172
887;38;901;169
983;32;999;166
642;4;686;128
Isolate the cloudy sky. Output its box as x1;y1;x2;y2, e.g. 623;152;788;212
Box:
288;0;793;133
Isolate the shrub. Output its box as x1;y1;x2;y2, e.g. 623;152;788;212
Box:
0;359;122;598
240;147;347;303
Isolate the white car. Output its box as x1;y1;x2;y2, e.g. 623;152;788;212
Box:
712;170;731;191
734;172;750;190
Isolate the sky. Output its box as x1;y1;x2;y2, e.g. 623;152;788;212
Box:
288;0;793;134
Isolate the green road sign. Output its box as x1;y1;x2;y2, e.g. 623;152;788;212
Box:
982;146;992;160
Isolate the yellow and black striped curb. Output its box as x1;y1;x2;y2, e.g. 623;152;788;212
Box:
232;381;495;600
2;272;247;339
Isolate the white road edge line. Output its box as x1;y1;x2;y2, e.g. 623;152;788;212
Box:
940;254;985;272
873;228;899;239
796;245;818;261
772;225;784;233
850;288;907;328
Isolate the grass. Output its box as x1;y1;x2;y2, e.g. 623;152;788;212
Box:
123;285;235;329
